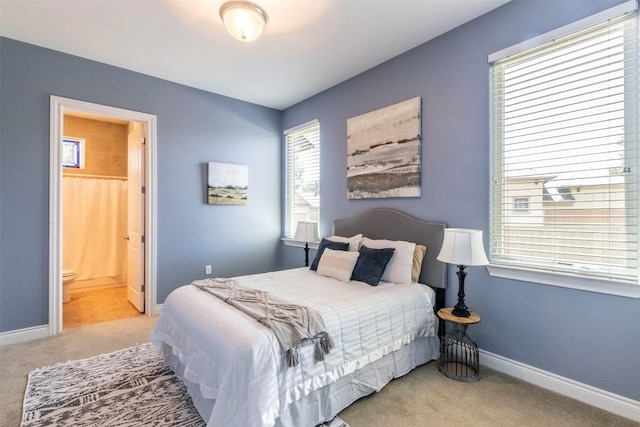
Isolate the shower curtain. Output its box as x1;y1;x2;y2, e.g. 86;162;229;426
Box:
63;176;128;282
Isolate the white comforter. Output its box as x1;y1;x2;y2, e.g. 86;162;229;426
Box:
150;268;438;427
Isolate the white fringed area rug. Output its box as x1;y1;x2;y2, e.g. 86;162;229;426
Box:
21;343;350;427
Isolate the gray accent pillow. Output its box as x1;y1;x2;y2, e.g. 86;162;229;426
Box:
351;246;396;286
310;238;349;271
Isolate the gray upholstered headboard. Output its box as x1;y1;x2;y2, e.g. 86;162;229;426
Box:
332;208;447;290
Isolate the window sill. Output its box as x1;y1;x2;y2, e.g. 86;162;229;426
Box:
487;264;640;299
281;238;320;250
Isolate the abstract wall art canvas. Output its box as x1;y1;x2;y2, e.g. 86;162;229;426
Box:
207;162;248;205
347;97;421;199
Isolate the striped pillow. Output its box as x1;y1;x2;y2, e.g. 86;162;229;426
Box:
316;248;360;282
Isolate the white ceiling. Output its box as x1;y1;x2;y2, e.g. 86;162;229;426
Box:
0;0;509;110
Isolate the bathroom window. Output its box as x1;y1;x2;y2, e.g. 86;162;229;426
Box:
62;137;85;169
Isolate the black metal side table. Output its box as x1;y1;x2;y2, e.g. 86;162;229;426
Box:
437;307;481;382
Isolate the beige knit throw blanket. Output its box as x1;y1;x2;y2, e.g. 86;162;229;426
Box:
192;278;334;367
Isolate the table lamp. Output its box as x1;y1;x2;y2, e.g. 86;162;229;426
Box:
293;221;319;267
436;228;489;317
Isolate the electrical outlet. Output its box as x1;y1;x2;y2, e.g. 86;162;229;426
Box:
205;265;212;275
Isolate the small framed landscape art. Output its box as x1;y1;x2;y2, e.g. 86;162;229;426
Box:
207;162;248;205
347;97;421;199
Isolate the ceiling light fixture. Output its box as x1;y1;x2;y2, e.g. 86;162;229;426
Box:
219;1;269;42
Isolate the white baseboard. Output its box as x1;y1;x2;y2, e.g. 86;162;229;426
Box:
1;305;163;347
0;325;49;346
480;349;640;422
2;325;638;421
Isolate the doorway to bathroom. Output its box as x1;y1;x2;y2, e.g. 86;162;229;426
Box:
49;96;158;335
61;116;142;328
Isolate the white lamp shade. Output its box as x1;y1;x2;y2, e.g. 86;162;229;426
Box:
293;221;319;243
437;228;489;266
219;1;269;42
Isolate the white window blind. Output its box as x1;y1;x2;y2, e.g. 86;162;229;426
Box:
490;6;639;285
284;120;320;238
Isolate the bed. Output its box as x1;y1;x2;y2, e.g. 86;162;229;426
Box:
150;208;447;427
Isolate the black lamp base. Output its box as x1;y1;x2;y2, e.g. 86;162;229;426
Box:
452;265;470;318
303;243;310;267
452;306;470;318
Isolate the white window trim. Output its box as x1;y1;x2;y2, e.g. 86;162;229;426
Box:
488;0;637;63
488;0;640;299
283;119;320;238
487;264;640;298
281;238;320;249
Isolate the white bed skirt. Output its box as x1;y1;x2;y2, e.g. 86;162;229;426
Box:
160;336;440;427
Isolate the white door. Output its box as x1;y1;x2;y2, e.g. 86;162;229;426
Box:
127;122;145;311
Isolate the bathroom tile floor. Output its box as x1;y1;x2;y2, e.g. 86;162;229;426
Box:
63;286;142;329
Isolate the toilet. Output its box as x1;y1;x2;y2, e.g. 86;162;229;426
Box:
62;269;76;303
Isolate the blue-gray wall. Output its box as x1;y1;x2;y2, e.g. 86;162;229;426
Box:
0;37;282;331
1;0;638;404
282;0;640;401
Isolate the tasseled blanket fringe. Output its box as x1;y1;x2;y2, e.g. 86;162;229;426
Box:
317;332;334;360
286;348;300;367
290;331;334;367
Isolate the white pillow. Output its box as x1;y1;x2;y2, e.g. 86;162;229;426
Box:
360;237;416;284
327;234;362;251
316;248;360;282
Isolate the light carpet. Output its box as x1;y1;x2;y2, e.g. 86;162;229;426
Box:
21;343;349;427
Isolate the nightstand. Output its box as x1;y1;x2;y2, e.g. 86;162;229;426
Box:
437;307;481;382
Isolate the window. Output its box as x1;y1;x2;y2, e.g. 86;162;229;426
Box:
284;120;320;238
513;197;530;212
489;2;639;295
62;137;85;169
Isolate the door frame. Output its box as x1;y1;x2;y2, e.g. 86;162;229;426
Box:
49;95;158;335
